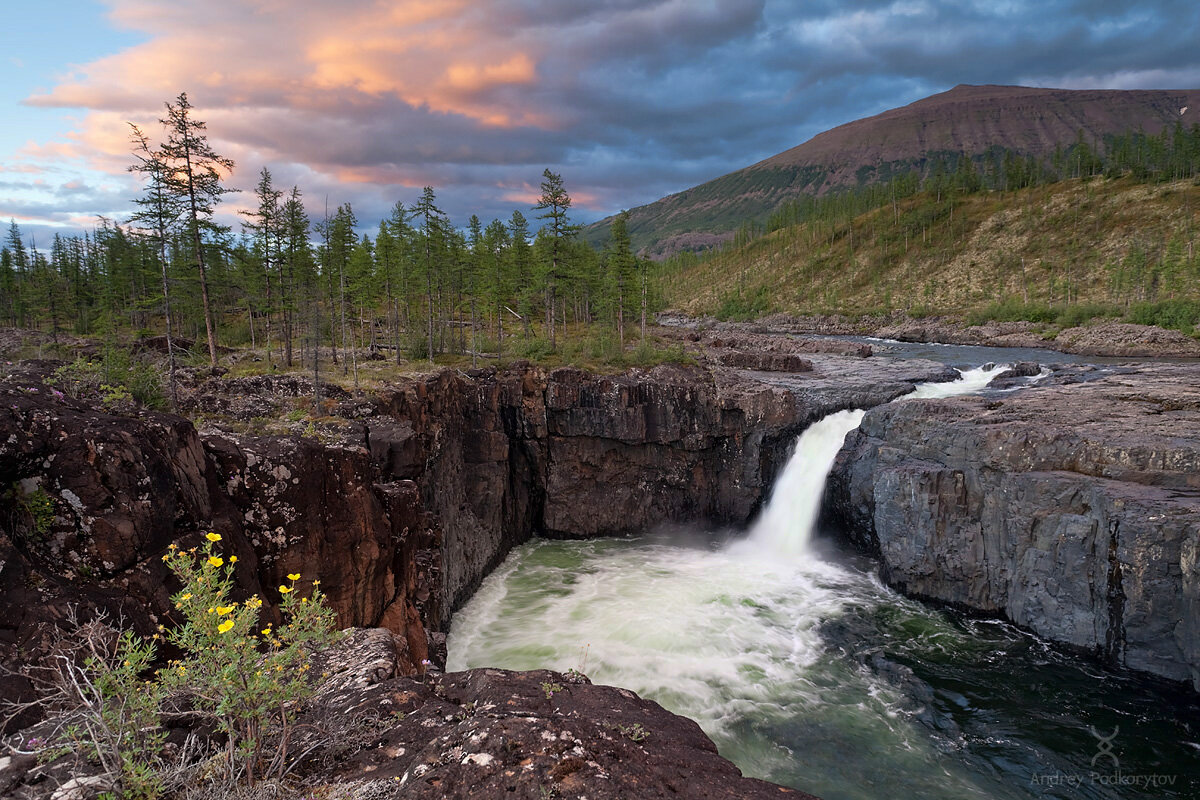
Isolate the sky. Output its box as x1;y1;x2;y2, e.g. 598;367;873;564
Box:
4;0;1200;246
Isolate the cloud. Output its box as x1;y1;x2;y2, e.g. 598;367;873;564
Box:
9;0;1200;236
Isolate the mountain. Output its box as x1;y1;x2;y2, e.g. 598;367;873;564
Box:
592;84;1200;258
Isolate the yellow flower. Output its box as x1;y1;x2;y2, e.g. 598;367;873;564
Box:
261;627;272;636
216;605;235;616
207;556;224;567
301;597;308;604
287;573;300;581
229;555;238;563
205;532;222;542
217;619;234;634
278;585;293;594
180;593;192;601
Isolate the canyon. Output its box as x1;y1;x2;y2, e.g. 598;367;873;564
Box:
1;332;1198;796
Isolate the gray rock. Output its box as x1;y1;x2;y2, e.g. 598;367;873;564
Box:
828;363;1200;688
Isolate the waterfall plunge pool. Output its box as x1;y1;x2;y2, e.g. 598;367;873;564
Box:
447;366;1200;799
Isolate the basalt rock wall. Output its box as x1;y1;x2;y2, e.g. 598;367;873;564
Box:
826;364;1200;688
0;360;831;689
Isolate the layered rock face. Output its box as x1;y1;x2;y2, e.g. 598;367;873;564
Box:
827;364;1200;688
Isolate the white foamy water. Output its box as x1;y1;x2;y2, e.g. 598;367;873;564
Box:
448;365;1020;799
746;363;1009;557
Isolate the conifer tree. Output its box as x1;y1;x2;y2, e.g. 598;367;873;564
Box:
534;169;578;348
241;168;283;367
280;187;310;368
128;124;184;405
606;211;636;348
411;187;448;362
158;92;235;369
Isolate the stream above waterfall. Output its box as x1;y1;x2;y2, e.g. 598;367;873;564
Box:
447;365;1200;799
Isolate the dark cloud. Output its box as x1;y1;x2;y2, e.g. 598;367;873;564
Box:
9;0;1200;237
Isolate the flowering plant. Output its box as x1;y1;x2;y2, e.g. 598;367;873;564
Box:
160;533;336;785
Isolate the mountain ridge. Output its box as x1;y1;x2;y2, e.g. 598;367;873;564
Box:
591;84;1200;258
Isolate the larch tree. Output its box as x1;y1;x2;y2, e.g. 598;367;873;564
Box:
605;211;636;349
411;187;447;363
6;220;29;327
280;186;310;368
158;92;236;369
508;210;534;338
241;167;283;367
128;123;183;406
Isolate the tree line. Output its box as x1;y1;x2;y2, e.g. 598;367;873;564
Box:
0;92;659;401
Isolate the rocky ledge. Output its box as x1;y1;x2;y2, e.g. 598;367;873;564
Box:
1;628;808;800
826;362;1200;688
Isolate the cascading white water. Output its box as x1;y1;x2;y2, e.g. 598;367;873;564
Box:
745;363;1009;557
745;409;866;556
447;363;1052;800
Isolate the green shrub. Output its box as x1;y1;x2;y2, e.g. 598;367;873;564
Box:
12;533;337;796
514;337;554;360
51;348;165;411
32;622;168;800
10;484;55;539
714;286;771;321
1126;299;1200;334
160;533;337;786
965;299;1058;326
1054;303;1121;328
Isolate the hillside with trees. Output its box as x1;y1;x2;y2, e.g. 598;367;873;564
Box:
586;84;1200;258
662;148;1200;333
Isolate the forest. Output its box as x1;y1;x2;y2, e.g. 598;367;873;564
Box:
0;94;660;403
6;94;1200;403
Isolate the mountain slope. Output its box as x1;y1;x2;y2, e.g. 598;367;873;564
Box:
594;84;1200;258
664;176;1200;320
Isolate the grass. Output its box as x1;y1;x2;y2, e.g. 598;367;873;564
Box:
662;176;1200;326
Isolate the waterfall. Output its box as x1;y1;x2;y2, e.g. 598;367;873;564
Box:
747;364;1009;556
448;361;1195;800
747;409;866;556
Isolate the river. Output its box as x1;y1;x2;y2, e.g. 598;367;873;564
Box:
448;358;1200;799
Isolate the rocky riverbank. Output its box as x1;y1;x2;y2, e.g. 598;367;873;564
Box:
659;311;1200;359
826;362;1200;688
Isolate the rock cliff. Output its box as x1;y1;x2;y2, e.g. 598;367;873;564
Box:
0;353;948;722
827;363;1200;688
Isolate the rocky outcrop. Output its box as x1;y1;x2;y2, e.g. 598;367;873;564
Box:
0;363;441;689
1;353;954;687
0;627;812;800
298;628;811;799
827;363;1200;688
